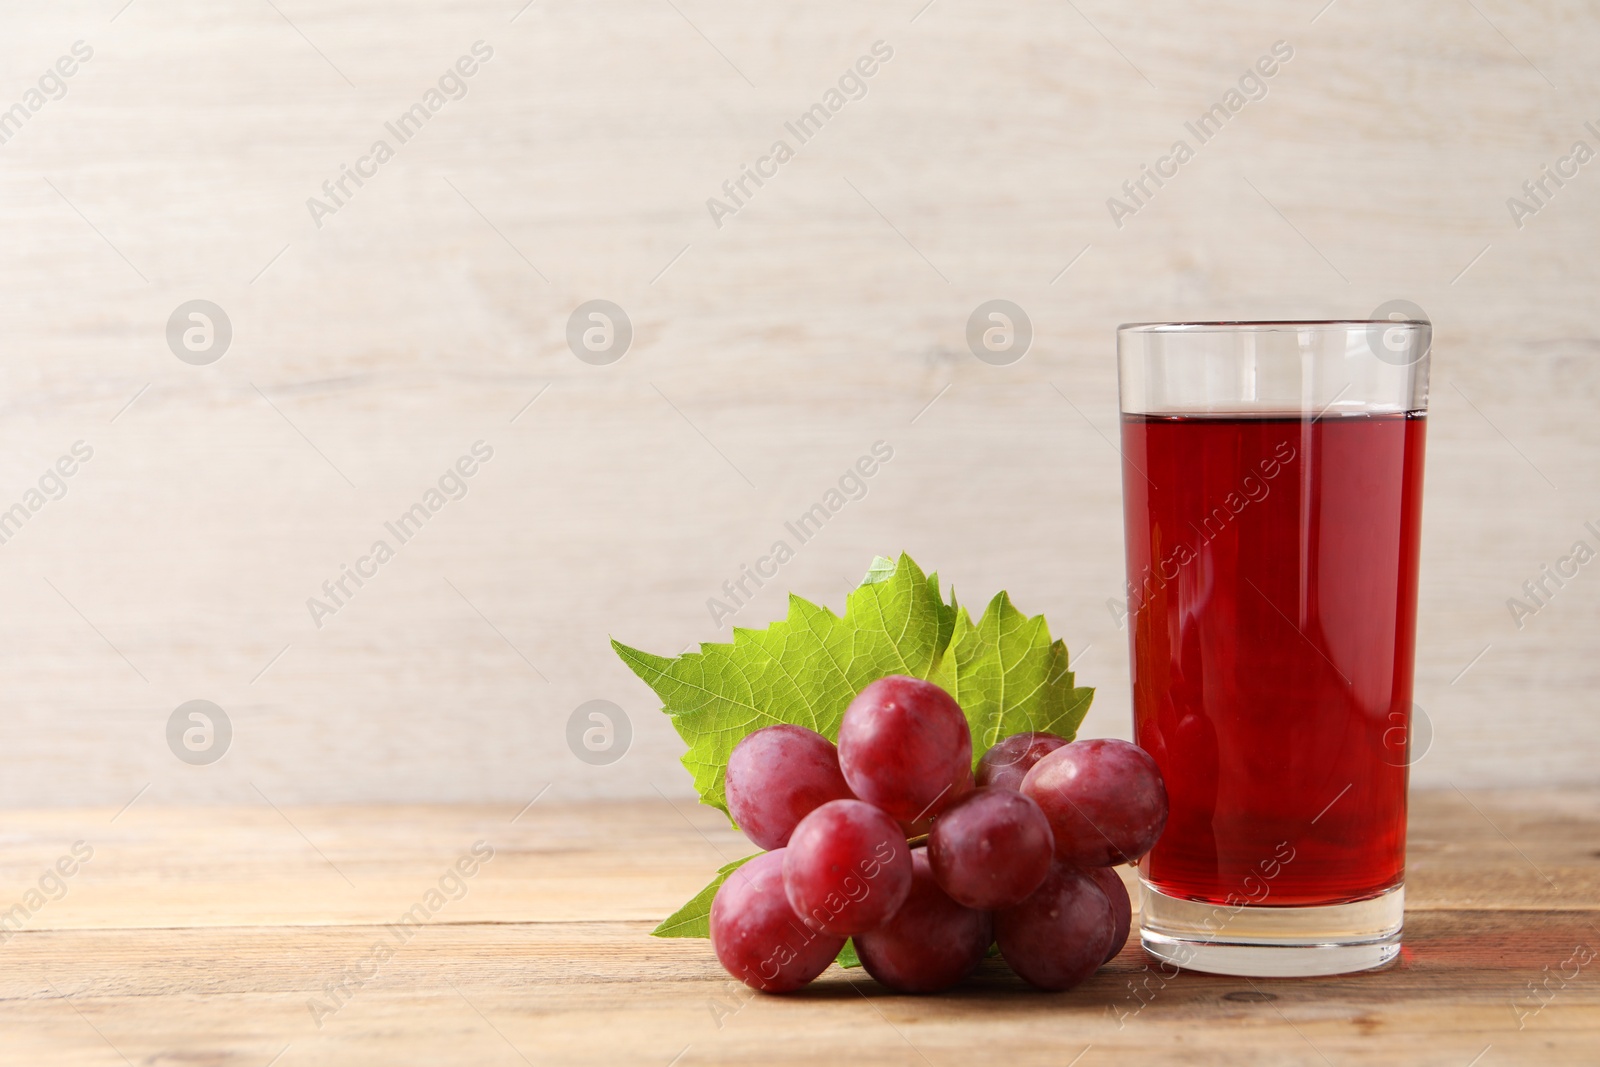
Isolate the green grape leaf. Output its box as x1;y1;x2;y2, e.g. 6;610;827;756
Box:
613;553;954;817
651;854;759;938
836;939;861;969
930;591;1095;761
869;554;959;653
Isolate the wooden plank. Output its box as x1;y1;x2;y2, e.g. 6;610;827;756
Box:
0;914;1595;1066
0;792;1596;1063
0;790;1594;932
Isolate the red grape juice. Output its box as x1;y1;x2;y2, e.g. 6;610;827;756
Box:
1120;412;1425;907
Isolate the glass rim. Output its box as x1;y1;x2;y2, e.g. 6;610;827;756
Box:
1118;319;1429;333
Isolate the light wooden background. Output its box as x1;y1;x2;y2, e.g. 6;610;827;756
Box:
0;0;1595;807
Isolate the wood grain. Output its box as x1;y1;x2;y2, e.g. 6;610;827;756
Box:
1;791;1596;1065
0;1;1596;806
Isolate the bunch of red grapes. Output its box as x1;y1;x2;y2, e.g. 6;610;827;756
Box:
710;675;1169;994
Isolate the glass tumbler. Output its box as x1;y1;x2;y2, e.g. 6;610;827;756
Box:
1117;320;1429;977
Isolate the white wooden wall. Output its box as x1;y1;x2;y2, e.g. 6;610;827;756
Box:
0;0;1595;805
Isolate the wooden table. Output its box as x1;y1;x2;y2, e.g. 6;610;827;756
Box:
2;790;1595;1065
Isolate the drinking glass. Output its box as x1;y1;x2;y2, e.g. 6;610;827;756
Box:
1117;320;1429;977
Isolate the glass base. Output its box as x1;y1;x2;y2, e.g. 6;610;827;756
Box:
1139;881;1403;977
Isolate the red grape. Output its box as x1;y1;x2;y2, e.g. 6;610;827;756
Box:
1021;738;1169;866
726;725;855;850
783;799;913;935
927;787;1054;909
855;851;992;993
710;850;845;993
976;731;1068;792
1086;865;1132;963
838;676;972;822
995;863;1113;991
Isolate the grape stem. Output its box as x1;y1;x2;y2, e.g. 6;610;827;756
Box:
907;834;929;849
